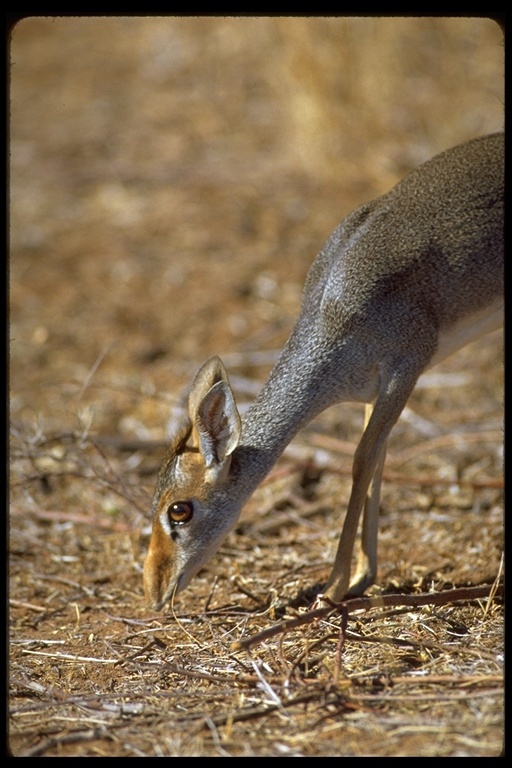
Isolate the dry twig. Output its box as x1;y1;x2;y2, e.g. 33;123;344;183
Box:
231;584;503;651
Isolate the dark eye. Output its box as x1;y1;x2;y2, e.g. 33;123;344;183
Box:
168;501;194;525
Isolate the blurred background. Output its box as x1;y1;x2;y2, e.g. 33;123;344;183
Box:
10;16;503;443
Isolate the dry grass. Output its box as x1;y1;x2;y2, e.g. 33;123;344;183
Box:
9;16;503;757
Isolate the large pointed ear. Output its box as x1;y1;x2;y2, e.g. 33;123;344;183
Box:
189;357;242;467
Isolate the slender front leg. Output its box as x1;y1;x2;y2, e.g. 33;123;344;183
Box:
347;402;387;595
321;364;420;603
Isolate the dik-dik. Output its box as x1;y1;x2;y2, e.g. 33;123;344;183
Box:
143;133;503;611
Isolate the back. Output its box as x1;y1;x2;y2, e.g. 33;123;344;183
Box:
305;133;504;337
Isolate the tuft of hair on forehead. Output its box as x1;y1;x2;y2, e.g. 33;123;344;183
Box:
170;419;193;456
154;419;193;493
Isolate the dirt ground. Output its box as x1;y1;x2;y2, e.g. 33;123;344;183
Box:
9;17;504;757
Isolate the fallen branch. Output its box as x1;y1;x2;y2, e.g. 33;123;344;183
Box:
231;583;503;652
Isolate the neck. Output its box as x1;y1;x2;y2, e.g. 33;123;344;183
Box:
231;347;333;496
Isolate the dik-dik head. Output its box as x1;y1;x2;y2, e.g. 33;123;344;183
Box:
143;357;242;610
